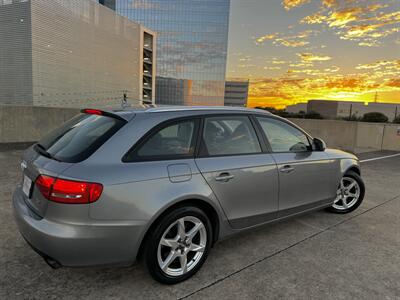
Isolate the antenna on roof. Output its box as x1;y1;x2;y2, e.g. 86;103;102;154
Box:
374;91;378;103
121;90;128;109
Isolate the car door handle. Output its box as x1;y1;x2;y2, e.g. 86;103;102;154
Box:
280;165;295;173
215;173;234;182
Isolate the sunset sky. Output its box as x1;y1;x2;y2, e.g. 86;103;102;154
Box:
226;0;400;108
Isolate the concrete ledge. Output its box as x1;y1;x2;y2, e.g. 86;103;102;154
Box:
288;118;400;152
0;142;35;151
0;105;79;144
0;106;399;153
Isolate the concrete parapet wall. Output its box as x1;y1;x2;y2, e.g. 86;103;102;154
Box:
289;118;400;153
0;106;79;143
288;118;358;152
0;107;399;153
381;124;400;152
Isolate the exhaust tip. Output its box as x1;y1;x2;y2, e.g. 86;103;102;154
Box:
21;236;63;269
44;257;62;269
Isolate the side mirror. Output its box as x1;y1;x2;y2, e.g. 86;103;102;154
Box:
313;137;326;151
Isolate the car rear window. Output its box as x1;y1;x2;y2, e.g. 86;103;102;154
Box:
37;114;126;163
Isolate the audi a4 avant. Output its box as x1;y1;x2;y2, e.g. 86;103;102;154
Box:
13;107;365;284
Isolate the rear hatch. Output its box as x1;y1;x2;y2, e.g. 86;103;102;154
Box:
21;148;73;217
21;110;127;217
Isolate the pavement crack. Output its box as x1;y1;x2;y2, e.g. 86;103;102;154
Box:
179;194;400;300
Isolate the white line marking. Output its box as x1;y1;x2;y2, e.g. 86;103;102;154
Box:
360;153;400;163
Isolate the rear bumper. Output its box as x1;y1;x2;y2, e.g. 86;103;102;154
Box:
13;186;147;267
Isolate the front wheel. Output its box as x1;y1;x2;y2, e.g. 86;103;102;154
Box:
327;171;365;214
143;206;212;284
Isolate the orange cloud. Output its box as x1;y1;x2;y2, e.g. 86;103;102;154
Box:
356;60;400;70
256;30;318;48
239;56;252;62
247;68;400;108
324;76;379;90
283;0;311;10
289;62;314;67
283;0;338;10
276;39;309;47
358;41;380;47
255;33;278;44
264;66;282;70
298;52;332;62
302;4;387;27
242;0;400;108
301;13;327;24
367;27;399;38
300;2;398;47
328;7;364;27
286;65;340;76
322;0;337;8
238;64;257;68
372;10;400;23
385;79;400;88
252;81;365;108
271;60;287;64
343;23;384;38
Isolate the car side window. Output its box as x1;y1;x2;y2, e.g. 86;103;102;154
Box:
126;119;198;161
201;116;261;156
256;117;311;153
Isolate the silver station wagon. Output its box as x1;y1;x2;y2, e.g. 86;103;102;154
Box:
13;106;365;284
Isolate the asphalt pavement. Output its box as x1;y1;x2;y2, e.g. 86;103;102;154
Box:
1;149;399;299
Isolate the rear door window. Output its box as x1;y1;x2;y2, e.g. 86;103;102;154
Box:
38;114;125;163
200;116;262;156
124;119;199;161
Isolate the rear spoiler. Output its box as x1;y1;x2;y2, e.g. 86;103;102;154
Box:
81;109;129;122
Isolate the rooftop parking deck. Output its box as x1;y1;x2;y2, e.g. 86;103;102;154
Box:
1;149;400;299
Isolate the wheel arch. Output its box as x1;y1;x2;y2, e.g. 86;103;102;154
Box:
345;165;361;176
136;198;221;261
340;158;361;177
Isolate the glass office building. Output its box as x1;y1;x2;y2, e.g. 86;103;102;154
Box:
104;0;230;106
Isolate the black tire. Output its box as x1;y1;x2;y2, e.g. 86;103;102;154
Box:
327;170;365;214
143;206;213;284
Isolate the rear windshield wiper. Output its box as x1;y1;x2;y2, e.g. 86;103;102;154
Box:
34;143;60;162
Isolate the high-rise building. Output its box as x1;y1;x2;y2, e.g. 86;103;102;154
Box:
0;0;156;107
224;81;249;107
101;0;230;106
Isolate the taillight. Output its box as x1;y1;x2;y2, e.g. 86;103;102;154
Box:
35;175;103;204
35;175;55;199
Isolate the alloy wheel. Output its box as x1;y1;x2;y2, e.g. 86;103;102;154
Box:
333;176;360;211
157;216;207;277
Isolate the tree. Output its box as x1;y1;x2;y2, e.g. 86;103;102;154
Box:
253;107;324;119
361;112;388;123
304;111;324;119
393;115;400;124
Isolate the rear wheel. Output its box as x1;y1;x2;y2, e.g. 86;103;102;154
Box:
143;206;212;284
327;171;365;214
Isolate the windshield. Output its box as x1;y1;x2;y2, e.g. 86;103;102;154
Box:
37;114;125;163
